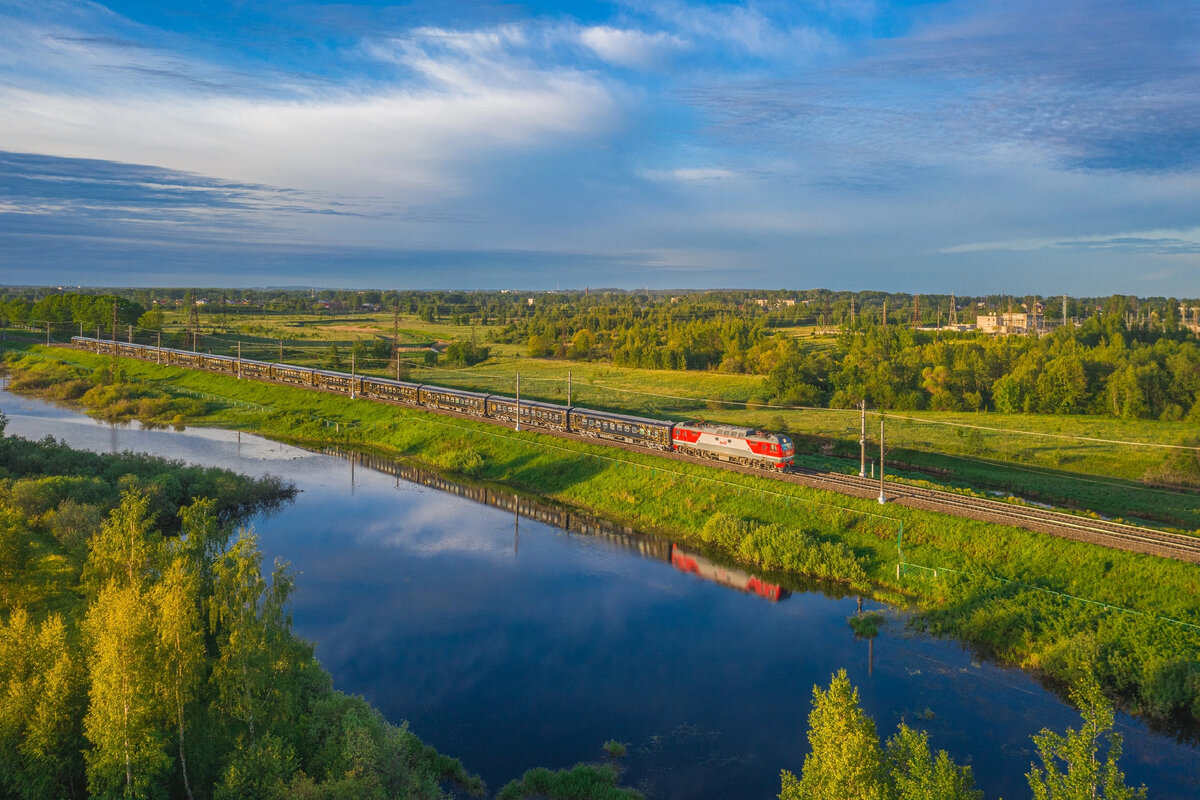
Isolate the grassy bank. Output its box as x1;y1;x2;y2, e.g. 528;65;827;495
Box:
8;347;1200;731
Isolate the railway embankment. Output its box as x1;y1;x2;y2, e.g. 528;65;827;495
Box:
6;345;1200;733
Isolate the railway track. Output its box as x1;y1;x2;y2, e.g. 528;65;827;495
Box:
783;466;1200;564
64;340;1200;565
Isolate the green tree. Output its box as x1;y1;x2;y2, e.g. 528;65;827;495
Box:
0;610;85;800
322;344;343;369
0;506;30;604
209;534;303;752
154;555;205;800
780;669;887;800
83;490;160;593
137;308;164;331
885;724;981;800
84;583;172;799
1027;673;1147;800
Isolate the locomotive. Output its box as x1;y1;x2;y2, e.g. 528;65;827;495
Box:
71;337;795;470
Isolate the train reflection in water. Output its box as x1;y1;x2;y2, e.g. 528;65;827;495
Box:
324;447;789;603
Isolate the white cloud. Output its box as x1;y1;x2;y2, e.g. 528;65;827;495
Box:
640;1;827;57
641;167;737;181
0;17;618;205
941;226;1200;254
578;26;688;68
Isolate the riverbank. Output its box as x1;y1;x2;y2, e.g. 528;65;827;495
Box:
7;347;1200;731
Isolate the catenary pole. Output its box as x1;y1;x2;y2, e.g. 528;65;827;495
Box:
878;416;886;504
859;400;867;477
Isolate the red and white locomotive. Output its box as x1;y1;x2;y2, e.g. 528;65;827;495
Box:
671;422;794;469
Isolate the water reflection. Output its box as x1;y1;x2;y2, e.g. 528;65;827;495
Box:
322;447;788;603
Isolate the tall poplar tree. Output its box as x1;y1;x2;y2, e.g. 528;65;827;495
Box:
154;556;205;800
84;583;172;799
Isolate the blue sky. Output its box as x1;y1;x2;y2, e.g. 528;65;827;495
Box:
1;0;1198;292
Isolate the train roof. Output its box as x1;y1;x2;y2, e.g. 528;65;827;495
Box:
361;375;419;389
485;396;566;411
418;384;488;399
568;406;674;427
676;420;783;439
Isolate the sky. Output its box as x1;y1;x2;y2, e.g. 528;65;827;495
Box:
0;0;1198;293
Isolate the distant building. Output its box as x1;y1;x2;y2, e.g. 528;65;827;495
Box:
977;312;1031;334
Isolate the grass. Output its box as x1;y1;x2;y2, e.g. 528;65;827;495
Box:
10;345;1200;730
848;612;885;638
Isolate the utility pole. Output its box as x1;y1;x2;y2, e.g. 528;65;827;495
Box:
157;332;161;362
1062;295;1068;325
878;416;886;504
859;401;867;478
949;293;958;326
128;324;132;343
237;341;242;379
350;352;356;399
110;300;118;382
882;298;888;330
515;372;521;431
566;370;572;431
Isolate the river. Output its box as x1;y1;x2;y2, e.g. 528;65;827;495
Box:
3;387;1197;799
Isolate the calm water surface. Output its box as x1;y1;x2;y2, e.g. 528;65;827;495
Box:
4;387;1198;799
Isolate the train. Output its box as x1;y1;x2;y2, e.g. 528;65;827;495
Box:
72;337;795;470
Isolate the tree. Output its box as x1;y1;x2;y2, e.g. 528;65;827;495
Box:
780;669;887;800
84;583;172;799
209;534;305;752
0;506;30;604
782;671;980;800
885;724;981;800
1027;673;1147;800
153;556;205;800
83;490;160;593
528;334;553;358
322;344;343;369
137;308;164;331
0;610;85;800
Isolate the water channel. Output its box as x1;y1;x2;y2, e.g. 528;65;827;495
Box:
3;386;1198;799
